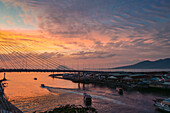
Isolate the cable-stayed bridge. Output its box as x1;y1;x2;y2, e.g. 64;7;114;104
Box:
0;43;66;70
0;68;112;73
0;42;169;75
0;43;113;73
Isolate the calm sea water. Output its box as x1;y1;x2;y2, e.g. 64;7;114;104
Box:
1;72;169;113
102;69;170;72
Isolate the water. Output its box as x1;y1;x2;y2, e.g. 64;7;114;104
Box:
1;72;169;113
102;69;170;72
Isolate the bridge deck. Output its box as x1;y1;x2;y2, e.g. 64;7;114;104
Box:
0;69;169;74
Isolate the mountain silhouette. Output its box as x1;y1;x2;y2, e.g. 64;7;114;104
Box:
112;58;170;69
56;65;72;70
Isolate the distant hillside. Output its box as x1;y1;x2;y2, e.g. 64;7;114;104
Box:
112;58;170;69
56;65;72;70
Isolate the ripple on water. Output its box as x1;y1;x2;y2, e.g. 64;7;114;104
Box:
4;72;168;113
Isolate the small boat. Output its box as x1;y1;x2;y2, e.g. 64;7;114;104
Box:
41;84;45;87
84;93;92;106
116;87;123;95
34;78;37;80
153;98;170;112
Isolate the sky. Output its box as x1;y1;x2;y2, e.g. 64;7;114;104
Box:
0;0;170;69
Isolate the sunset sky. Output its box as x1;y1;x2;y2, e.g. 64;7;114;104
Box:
0;0;170;69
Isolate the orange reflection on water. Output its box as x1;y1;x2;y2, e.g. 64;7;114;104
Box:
2;72;78;100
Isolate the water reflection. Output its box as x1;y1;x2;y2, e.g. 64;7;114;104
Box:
0;73;7;82
42;84;125;105
0;72;168;113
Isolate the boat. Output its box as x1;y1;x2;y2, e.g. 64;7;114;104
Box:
84;93;92;107
41;84;45;87
34;78;37;80
153;98;170;112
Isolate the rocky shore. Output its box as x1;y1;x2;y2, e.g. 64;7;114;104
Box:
37;104;97;113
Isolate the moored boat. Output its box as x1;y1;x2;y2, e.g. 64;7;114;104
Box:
153;98;170;112
84;93;92;107
34;78;37;80
41;84;45;87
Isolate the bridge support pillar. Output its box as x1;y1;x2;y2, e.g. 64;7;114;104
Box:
78;72;80;81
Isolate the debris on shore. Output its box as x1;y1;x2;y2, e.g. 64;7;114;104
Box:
37;104;97;113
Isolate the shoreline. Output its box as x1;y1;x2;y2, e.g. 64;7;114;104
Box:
49;71;170;94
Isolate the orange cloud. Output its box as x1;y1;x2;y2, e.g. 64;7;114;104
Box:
0;30;68;53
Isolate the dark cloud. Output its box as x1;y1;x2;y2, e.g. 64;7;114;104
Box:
37;52;64;59
36;0;169;36
19;39;40;43
54;44;69;49
37;52;56;59
71;51;116;59
1;0;170;67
